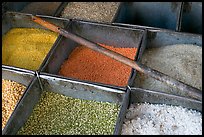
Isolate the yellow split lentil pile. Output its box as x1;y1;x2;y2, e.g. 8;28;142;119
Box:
2;28;58;70
2;79;26;129
17;91;120;135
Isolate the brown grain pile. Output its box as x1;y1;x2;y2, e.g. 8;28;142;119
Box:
61;2;120;23
59;44;137;87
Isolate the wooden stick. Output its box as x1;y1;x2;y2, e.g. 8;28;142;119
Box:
31;15;202;101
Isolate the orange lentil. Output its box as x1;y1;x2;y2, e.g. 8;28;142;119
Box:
58;44;137;87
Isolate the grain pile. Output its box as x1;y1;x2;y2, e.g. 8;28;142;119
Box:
134;44;202;97
61;2;120;23
58;44;137;87
121;103;202;135
2;28;58;71
2;79;26;129
17;91;120;135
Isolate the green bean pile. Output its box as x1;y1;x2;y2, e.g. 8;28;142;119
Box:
17;91;120;135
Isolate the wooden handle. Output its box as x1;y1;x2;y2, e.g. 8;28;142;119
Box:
32;15;60;33
31;16;202;101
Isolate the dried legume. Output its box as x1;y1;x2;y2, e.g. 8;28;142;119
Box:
2;79;26;129
17;91;120;135
61;2;120;23
2;28;58;70
58;44;137;86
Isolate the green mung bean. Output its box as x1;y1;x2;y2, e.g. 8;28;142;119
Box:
17;91;120;135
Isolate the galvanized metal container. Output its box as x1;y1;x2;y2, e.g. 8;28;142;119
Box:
2;12;69;73
3;73;126;135
40;19;144;90
131;28;202;94
2;66;35;135
2;3;202;134
114;88;202;135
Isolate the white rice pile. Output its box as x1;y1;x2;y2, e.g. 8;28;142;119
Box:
134;44;202;97
121;103;202;135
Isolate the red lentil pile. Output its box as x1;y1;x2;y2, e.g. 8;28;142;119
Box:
59;44;137;86
2;79;26;129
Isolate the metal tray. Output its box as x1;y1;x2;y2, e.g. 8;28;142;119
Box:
2;8;202;135
113;2;182;31
2;12;70;72
40;19;144;90
3;73;126;135
2;2;67;17
2;66;35;135
131;28;202;97
114;88;202;135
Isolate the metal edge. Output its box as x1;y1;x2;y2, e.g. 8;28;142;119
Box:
148;27;202;37
113;88;130;135
176;2;184;32
112;22;202;37
128;29;148;89
4;11;70;21
112;22;158;30
111;2;123;23
2;65;35;75
70;18;145;33
53;2;68;17
39;72;126;94
38;20;72;73
130;87;202;112
127;29;146;87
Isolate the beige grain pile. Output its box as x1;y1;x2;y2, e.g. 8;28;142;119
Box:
134;44;202;97
2;79;26;129
61;2;120;23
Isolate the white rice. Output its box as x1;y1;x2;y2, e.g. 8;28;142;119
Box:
121;103;202;135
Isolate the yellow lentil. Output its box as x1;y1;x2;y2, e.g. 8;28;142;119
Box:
2;28;58;70
2;79;26;129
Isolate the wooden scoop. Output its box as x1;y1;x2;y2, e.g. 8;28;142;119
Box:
31;15;202;101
